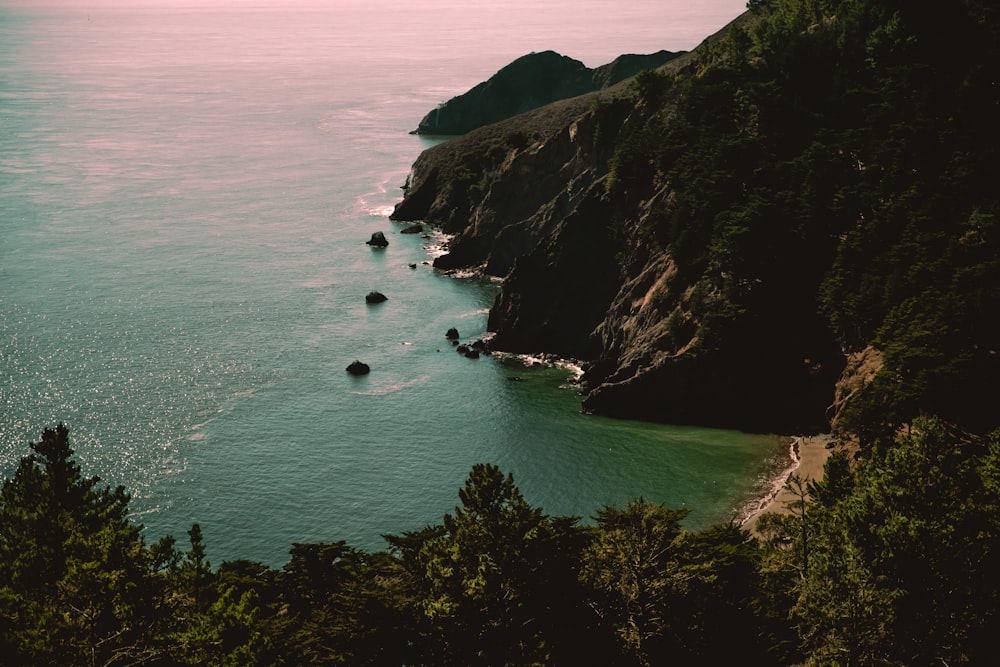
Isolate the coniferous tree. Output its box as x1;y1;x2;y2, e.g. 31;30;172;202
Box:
402;463;590;665
0;425;178;665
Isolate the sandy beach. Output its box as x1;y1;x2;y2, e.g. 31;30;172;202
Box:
742;434;833;534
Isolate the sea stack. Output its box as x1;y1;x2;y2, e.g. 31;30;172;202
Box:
366;231;389;247
346;360;371;375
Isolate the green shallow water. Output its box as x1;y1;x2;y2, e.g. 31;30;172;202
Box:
0;0;783;566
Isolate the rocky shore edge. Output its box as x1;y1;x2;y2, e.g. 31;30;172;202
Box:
741;434;835;535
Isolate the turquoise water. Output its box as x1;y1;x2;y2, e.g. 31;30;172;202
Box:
0;0;783;566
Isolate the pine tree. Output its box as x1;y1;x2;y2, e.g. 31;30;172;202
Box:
0;425;175;665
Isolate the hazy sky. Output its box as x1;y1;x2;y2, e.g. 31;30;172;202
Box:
0;0;750;64
5;0;747;15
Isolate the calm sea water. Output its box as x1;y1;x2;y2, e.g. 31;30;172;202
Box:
0;0;784;566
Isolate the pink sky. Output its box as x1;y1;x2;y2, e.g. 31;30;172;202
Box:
5;0;749;56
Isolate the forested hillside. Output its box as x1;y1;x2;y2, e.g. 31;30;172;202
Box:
5;1;1000;664
601;0;1000;440
393;0;1000;439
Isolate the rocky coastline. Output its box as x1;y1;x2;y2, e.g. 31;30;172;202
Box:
391;11;872;437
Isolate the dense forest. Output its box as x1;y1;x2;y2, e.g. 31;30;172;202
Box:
4;0;1000;664
3;422;999;665
595;0;1000;440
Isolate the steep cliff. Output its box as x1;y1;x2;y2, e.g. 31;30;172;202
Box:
392;1;1000;439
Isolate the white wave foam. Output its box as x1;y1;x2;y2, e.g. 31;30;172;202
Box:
493;351;585;382
366;204;395;217
421;230;452;258
458;308;491;319
738;437;801;525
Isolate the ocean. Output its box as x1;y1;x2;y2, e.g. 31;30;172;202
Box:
0;0;785;566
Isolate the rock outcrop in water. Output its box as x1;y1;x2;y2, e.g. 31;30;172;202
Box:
392;6;1000;439
346;360;371;375
412;49;683;136
366;231;389;247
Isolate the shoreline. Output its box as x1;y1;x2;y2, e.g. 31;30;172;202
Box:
742;434;833;534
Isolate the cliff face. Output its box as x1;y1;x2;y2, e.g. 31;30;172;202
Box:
412;50;682;136
392;94;616;274
392;16;841;434
391;3;1000;438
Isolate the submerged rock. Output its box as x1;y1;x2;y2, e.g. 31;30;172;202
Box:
345;360;370;375
366;231;389;247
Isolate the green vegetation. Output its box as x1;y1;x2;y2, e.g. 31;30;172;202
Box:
5;422;1000;664
6;1;1000;663
604;0;1000;441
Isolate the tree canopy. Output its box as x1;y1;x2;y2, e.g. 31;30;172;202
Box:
605;0;1000;441
5;422;1000;664
5;1;1000;663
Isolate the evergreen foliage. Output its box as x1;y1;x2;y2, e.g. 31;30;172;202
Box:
605;0;1000;440
0;424;174;665
5;1;1000;663
6;423;1000;664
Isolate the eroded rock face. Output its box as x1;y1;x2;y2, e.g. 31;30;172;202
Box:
391;36;849;433
388;5;1000;439
579;314;845;433
397;96;626;279
486;184;620;359
391;94;604;235
829;346;884;435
